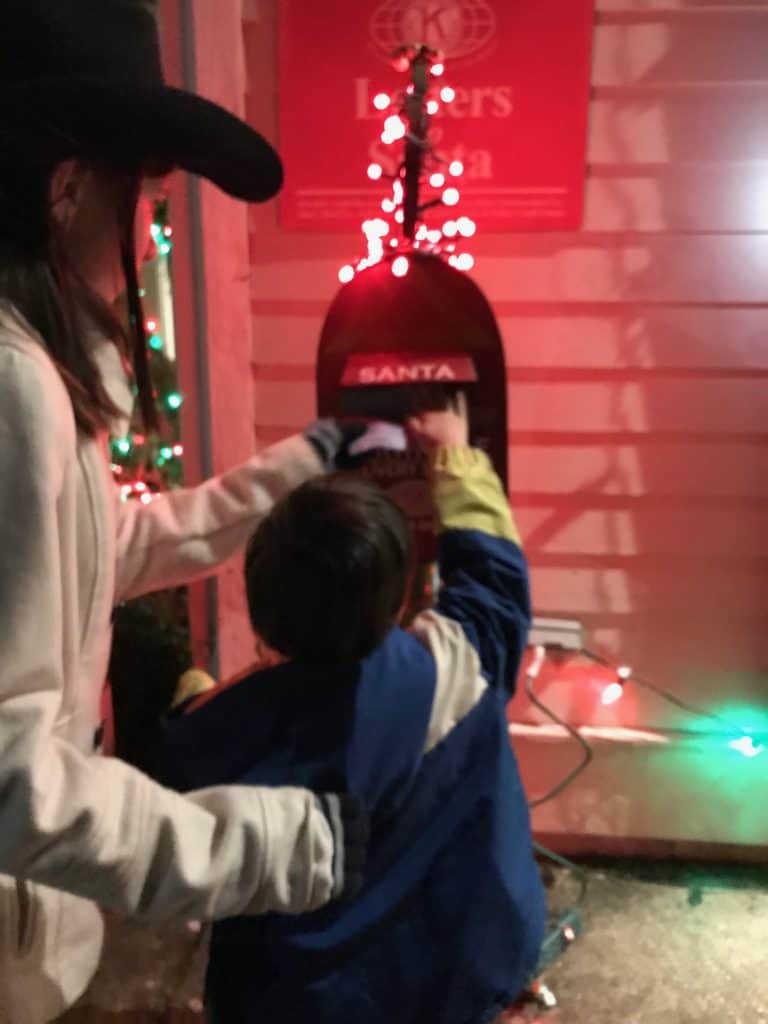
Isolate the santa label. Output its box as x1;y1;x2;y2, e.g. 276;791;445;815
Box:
342;353;477;388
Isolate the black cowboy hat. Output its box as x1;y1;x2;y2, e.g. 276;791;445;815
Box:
0;0;282;202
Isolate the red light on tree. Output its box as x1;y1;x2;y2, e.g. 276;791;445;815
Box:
391;255;409;277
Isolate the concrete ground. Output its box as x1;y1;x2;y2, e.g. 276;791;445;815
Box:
63;858;768;1023
506;859;768;1024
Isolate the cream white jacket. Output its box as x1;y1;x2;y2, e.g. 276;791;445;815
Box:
0;309;334;1023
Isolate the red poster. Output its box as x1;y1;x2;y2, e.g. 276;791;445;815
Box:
272;0;594;232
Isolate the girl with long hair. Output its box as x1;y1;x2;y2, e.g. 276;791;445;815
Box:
0;2;365;1020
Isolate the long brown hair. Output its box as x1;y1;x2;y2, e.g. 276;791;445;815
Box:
0;155;156;436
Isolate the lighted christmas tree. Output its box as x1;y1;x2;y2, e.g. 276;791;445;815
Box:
338;45;478;284
109;198;185;500
107;199;192;774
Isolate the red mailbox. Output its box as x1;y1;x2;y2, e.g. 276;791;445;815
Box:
317;254;507;575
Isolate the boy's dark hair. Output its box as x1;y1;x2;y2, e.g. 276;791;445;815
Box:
245;476;412;663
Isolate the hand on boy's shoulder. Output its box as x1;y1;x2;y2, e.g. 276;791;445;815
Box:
406;391;469;453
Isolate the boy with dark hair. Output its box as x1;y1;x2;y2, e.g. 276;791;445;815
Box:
162;399;546;1024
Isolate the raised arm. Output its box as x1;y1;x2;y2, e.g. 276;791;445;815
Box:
407;397;531;697
430;445;531;695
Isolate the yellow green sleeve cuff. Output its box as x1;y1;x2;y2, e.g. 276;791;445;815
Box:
431;446;521;545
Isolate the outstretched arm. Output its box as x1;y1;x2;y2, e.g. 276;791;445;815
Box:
115;435;324;602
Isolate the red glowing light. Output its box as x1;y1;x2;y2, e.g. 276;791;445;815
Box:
140;492;153;505
440;86;456;103
601;682;624;706
145;319;157;333
430;172;446;188
442;220;458;237
382;198;396;213
134;481;148;492
442;187;460;207
373;92;390;111
163;226;173;238
449;160;464;177
427;229;442;244
173;444;184;457
391;256;409;278
431;63;445;77
455;253;475;271
367;162;383;181
339;265;355;284
563;926;576;942
394;209;404;223
426;100;439;115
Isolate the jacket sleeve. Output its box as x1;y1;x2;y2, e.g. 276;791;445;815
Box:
115;435;323;602
0;346;335;922
420;445;531;697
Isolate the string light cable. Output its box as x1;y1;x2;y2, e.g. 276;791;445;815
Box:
522;644;593;906
524;644;594;811
581;648;766;759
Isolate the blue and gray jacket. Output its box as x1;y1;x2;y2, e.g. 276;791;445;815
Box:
161;446;546;1024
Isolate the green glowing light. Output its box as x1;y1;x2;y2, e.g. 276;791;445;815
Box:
113;438;132;455
148;334;163;351
729;736;765;759
166;392;183;411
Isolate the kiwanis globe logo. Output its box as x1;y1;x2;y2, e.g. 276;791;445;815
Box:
369;0;496;62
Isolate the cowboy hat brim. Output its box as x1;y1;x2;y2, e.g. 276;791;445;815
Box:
0;79;283;202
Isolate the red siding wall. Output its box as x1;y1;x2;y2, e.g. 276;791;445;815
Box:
243;0;768;843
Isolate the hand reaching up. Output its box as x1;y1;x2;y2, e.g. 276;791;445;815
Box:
406;391;469;452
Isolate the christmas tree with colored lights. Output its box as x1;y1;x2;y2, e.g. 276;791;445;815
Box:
107;199;192;774
110;199;186;500
339;44;477;285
